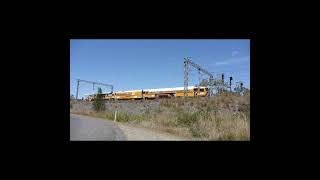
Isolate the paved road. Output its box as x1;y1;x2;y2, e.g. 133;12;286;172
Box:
70;114;126;141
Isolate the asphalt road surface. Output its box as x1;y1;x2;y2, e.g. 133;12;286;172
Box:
70;114;126;141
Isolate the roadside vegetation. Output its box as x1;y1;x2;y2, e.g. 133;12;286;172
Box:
70;92;250;141
92;88;106;112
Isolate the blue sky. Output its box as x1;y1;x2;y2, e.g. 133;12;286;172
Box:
70;39;250;98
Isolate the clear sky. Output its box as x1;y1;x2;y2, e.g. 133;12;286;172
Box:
70;39;250;98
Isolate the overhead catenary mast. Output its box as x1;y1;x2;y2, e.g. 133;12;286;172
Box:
75;79;113;100
184;57;214;97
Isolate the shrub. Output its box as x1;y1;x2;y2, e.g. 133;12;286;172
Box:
70;100;73;109
160;99;172;108
176;111;199;127
92;88;106;112
116;112;131;122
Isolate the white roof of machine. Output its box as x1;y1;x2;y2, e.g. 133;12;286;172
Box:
147;86;207;92
115;90;140;93
83;93;94;96
87;86;208;95
114;87;191;93
83;92;111;96
143;86;194;92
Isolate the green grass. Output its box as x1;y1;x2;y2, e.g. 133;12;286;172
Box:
176;111;199;127
92;110;147;123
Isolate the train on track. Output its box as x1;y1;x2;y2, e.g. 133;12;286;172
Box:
84;86;208;101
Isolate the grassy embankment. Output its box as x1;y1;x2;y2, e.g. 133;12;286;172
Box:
70;92;250;140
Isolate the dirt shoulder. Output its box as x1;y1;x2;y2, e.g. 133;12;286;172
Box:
116;122;190;141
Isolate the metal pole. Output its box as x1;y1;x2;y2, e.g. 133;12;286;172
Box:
142;90;144;100
183;58;214;97
209;76;213;96
76;79;79;100
184;59;189;97
198;69;201;86
222;73;224;93
229;77;232;93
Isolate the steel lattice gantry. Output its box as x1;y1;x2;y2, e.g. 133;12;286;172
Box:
183;57;214;97
75;79;113;100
